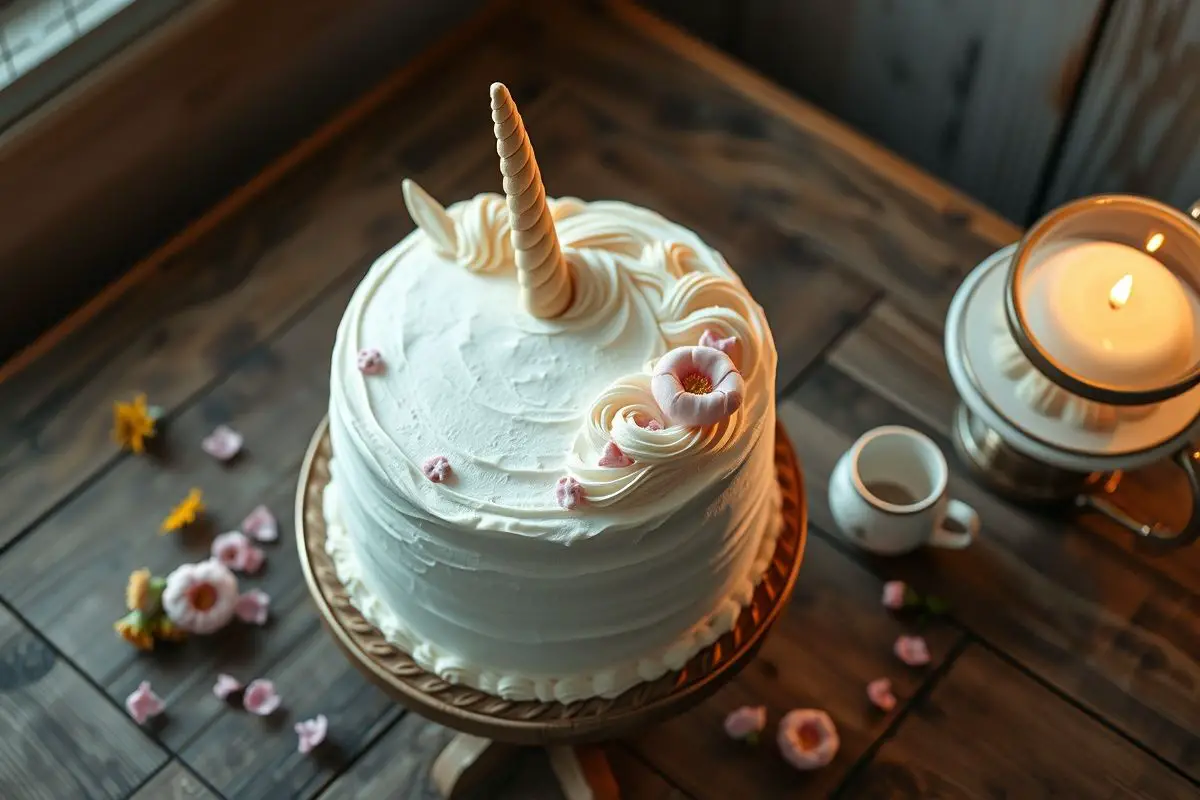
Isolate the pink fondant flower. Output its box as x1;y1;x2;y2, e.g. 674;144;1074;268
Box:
125;681;165;725
295;714;329;754
201;424;244;462
234;589;271;625
598;441;633;468
894;635;931;667
777;709;839;770
555;476;583;510
422;455;452;483
866;678;897;712
651;346;744;427
211;531;265;574
242;545;265;574
161;560;240;635
634;414;663;431
699;328;742;367
213;673;243;700
243;679;281;716
357;348;385;375
724;705;767;741
241;504;278;543
881;581;907;610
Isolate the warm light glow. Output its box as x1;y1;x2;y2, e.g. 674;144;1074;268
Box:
1145;232;1165;253
1109;273;1133;309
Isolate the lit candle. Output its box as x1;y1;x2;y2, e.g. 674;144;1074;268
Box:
1021;239;1195;388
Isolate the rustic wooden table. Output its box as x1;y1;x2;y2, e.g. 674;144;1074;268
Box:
1;1;1197;798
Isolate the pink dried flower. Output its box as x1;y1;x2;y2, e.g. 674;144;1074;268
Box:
598;441;633;468
777;709;839;770
241;504;278;543
422;455;452;483
894;635;931;667
201;424;244;462
555;476;583;510
866;678;896;711
651;346;744;427
881;581;907;610
125;681;165;725
211;531;261;573
357;348;385;375
234;589;270;625
699;328;742;367
243;679;281;716
723;705;767;741
213;674;243;700
242;545;265;574
161;560;239;635
295;714;329;754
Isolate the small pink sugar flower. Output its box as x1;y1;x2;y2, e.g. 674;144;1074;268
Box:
211;531;264;574
244;679;281;716
295;714;329;754
422;455;452;483
201;424;244;462
162;560;240;635
723;705;767;741
651;346;744;427
881;581;907;610
866;678;897;712
555;476;583;510
234;589;271;625
699;328;742;367
635;414;663;431
357;348;385;375
894;635;931;667
125;681;165;725
241;504;278;542
777;709;839;770
598;441;633;468
212;674;243;700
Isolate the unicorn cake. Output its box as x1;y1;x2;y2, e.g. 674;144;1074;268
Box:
323;83;781;702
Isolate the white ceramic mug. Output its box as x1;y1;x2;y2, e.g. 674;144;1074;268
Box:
828;425;979;555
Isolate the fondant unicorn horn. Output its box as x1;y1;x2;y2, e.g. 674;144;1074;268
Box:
490;82;573;318
402;178;458;258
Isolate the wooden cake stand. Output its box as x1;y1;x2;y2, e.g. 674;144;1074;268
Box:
296;418;807;798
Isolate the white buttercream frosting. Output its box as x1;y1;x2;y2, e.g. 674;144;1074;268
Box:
324;189;781;701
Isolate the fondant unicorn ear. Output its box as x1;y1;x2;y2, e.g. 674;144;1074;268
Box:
402;178;458;258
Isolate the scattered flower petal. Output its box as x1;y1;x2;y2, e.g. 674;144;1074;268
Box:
724;705;767;741
161;488;205;534
114;613;156;651
881;581;907;610
201;424;244;462
125;681;165;725
597;441;633;468
235;589;271;625
651;346;744;427
777;709;839;770
894;635;931;667
241;505;278;542
213;674;243;700
212;531;252;570
295;714;329;754
699;328;742;366
866;678;897;712
357;348;385;375
241;545;265;574
422;455;452;483
244;679;281;716
112;394;158;454
555;476;584;510
162;560;240;635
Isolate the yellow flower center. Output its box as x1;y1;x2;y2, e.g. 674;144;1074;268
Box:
798;721;822;751
188;582;219;612
681;372;712;394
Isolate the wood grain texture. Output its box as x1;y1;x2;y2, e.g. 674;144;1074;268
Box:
0;605;166;799
1044;0;1200;214
129;761;219;800
735;0;1103;223
842;644;1198;798
626;534;964;798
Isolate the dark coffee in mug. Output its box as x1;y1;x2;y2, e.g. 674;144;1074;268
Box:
864;480;919;507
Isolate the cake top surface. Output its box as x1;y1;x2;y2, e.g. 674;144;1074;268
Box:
328;84;777;543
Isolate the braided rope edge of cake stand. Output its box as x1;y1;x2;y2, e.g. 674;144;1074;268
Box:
300;420;804;724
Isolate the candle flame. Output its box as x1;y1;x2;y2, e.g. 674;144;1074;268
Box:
1109;274;1133;309
1145;232;1164;253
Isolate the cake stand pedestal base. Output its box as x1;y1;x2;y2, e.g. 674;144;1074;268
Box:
297;417;807;798
431;734;618;800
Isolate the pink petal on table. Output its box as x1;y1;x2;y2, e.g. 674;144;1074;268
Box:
651;346;744;427
213;674;243;700
234;589;271;625
295;714;329;754
894;635;931;667
125;681;165;725
243;679;281;716
357;348;385;375
555;476;583;510
699;328;742;366
241;545;265;575
201;424;244;462
881;581;907;610
597;441;633;468
240;505;278;542
777;709;839;770
211;531;253;571
866;678;897;712
723;705;767;740
422;455;452;483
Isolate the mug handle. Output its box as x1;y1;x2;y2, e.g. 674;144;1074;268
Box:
929;499;979;549
1076;445;1200;552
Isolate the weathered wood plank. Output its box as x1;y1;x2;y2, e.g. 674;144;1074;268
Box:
0;605;166;799
129;761;219;800
1044;0;1200;215
842;644;1199;798
627;534;964;798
